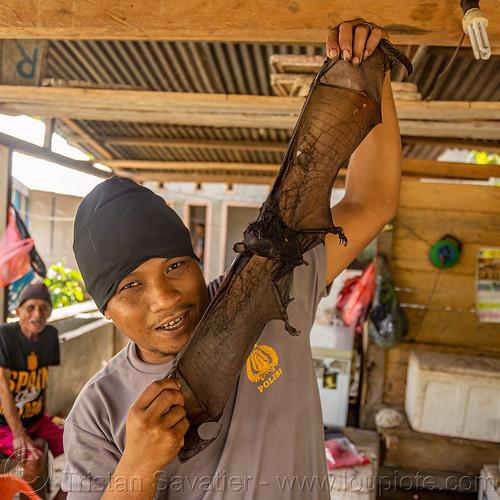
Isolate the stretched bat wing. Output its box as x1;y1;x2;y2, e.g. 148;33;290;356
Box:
168;40;411;462
277;52;385;233
170;252;293;461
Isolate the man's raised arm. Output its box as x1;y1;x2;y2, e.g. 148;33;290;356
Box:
324;19;402;284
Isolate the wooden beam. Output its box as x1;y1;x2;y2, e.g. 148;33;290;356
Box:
104;161;280;172
105;158;499;182
396;101;500;121
378;405;500;474
399;120;499;141
2;86;498;121
0;0;499;53
99;137;288;152
43;118;54;149
81;135;500;157
0;132;111;178
0;86;302;129
116;169;277;186
402;158;500;180
61;118;114;160
402;136;500;154
0;86;498;137
359;321;386;430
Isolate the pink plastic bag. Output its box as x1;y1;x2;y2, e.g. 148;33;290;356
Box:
325;437;370;470
0;208;34;289
340;262;375;330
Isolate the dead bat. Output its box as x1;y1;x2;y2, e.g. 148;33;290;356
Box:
167;39;412;462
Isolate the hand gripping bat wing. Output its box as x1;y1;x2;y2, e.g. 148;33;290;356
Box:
167;39;412;462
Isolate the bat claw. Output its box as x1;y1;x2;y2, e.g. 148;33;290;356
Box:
271;281;301;336
233;241;247;253
178;423;222;463
333;226;348;246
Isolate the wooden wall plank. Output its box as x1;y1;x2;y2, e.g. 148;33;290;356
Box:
0;0;499;52
398;180;500;213
394;208;500;246
391;240;483;274
381;179;500;408
403;310;500;349
393;270;474;309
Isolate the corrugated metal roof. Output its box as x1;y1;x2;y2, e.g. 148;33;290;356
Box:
34;39;499;182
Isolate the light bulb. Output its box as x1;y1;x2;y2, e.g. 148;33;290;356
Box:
462;7;491;60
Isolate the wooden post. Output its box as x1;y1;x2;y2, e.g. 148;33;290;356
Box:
358;229;394;429
44;117;54;149
0;145;12;322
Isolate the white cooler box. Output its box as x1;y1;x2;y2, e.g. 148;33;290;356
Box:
405;350;500;443
478;464;500;500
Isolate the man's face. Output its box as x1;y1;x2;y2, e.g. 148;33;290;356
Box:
16;299;52;338
104;256;209;364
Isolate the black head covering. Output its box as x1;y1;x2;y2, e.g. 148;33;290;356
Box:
17;283;52;308
73;176;197;312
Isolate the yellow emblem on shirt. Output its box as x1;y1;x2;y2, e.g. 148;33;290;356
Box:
27;352;38;371
246;344;283;392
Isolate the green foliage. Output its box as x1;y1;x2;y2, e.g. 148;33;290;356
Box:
467;150;500;165
44;261;88;308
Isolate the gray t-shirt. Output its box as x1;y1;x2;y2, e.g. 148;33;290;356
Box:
62;246;329;499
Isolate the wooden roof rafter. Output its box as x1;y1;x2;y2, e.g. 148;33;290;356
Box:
1;0;499;55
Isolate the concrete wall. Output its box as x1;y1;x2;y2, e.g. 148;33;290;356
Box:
150;181;270;281
149;181;347;281
46;317;122;416
224;205;260;270
46;319;112;415
26;189;82;269
44;302;127;416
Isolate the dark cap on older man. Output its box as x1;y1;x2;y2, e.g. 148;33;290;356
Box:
73;176;197;312
17;283;52;308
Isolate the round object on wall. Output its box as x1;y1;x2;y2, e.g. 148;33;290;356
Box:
430;235;462;269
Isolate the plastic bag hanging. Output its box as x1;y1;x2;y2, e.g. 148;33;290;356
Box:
338;262;376;332
0;207;34;289
8;269;35;313
12;205;47;278
368;255;408;349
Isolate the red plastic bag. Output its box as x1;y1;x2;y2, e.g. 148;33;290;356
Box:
0;208;34;289
338;262;375;331
325;437;370;470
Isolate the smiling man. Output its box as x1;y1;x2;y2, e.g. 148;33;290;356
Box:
105;257;208;364
0;283;66;499
63;18;402;500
